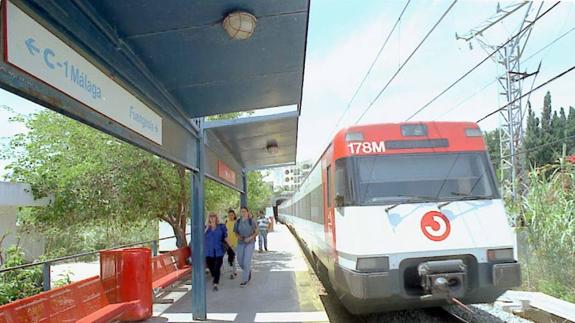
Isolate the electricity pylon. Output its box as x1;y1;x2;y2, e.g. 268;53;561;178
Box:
456;1;542;200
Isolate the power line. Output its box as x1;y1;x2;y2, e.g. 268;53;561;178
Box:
331;0;411;133
524;25;575;62
439;22;575;118
405;1;560;121
502;133;575;160
439;77;498;117
477;64;575;123
354;0;458;125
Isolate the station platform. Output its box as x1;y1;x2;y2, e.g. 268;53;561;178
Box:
147;224;329;323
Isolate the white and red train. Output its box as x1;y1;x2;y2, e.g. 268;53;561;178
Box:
278;122;520;314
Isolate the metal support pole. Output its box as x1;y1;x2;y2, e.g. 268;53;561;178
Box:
240;170;248;208
42;262;51;291
191;119;206;320
151;240;158;257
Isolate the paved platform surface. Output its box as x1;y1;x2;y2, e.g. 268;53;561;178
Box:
498;290;575;322
147;224;329;323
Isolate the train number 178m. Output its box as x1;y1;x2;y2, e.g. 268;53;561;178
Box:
347;141;386;155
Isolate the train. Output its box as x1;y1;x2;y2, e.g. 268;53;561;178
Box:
278;122;520;314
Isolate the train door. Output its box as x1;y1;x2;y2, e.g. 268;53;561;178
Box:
323;161;336;249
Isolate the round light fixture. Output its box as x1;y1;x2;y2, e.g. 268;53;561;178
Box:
222;11;257;40
266;140;279;154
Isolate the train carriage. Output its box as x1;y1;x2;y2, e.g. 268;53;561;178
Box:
279;122;520;314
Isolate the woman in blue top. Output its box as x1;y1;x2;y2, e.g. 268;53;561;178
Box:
205;212;230;291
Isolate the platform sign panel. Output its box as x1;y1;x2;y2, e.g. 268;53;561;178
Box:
217;160;237;185
5;1;163;145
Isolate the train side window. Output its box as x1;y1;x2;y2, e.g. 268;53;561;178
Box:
311;186;324;224
326;164;333;208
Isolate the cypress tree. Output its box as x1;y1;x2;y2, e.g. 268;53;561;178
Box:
524;102;541;167
568;106;575;155
538;91;554;165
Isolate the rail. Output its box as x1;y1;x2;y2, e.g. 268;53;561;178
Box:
0;233;191;291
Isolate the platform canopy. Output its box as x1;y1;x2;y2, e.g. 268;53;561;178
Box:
205;111;299;170
88;0;308;118
1;0;309;190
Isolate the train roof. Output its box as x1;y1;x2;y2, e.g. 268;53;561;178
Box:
330;121;486;160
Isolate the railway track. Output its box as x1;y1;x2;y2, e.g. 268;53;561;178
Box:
355;307;471;323
424;307;472;323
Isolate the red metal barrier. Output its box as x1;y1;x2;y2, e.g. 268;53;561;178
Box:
151;247;191;290
170;246;191;269
100;247;152;321
0;276;133;322
0;246;187;322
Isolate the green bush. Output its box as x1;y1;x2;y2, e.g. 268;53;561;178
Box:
0;246;43;306
515;161;575;302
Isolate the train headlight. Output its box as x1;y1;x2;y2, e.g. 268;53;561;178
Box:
345;132;364;141
356;257;389;272
487;248;514;262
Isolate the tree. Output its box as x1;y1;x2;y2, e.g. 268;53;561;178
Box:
205;178;239;216
541;91;553;135
567;106;575;155
537;91;556;165
4;110;191;248
3;108;275;250
247;171;272;212
484;129;500;175
525;103;541;167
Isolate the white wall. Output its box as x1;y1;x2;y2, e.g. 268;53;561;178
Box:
0;182;50;262
159;221;178;252
0;205;45;262
0;182;53;206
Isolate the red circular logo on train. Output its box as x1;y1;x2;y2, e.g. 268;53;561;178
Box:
420;211;451;241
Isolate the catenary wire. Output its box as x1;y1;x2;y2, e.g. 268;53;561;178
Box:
502;133;575;160
440;23;575;117
405;1;560;121
354;0;458;125
477;64;575;123
331;0;412;134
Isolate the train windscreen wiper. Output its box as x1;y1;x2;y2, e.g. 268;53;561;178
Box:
384;195;438;213
438;192;491;209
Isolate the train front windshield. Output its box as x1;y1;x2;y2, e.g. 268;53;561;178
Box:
335;152;499;206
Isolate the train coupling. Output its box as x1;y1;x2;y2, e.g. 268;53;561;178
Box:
418;259;466;300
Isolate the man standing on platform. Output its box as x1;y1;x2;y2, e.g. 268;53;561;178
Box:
257;210;270;252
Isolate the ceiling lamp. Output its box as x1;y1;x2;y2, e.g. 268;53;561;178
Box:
222;11;257;40
266;140;279;154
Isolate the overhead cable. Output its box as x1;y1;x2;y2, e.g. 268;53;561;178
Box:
440;22;575;117
331;0;412;133
477;64;575;123
405;1;560;121
354;0;458;124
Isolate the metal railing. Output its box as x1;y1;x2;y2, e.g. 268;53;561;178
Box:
0;233;191;291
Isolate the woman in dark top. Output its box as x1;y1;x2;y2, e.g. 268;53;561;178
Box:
205;212;230;291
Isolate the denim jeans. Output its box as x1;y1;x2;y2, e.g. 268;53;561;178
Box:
227;246;237;274
258;230;268;250
236;241;255;283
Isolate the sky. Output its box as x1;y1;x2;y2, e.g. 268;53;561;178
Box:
1;0;575;175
